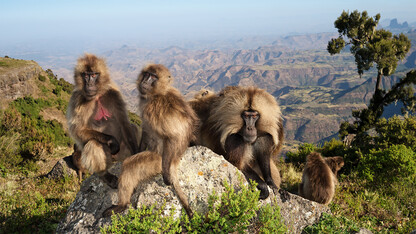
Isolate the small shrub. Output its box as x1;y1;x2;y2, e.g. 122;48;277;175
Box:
53;86;62;96
375;115;416;151
358;144;416;184
48;73;58;86
0;134;22;170
12;97;51;119
195;180;260;233
256;203;287;233
278;160;302;193
38;75;46;82
102;203;182;234
58;78;73;94
40;85;49;94
102;180;286;233
320;138;345;156
1;107;21;132
285;143;315;167
56;98;68;112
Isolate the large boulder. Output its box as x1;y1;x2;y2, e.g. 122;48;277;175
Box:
56;146;329;233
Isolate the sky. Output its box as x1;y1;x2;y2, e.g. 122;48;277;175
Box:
1;0;416;50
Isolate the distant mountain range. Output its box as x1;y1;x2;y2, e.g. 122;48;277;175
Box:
2;31;415;146
100;32;416;145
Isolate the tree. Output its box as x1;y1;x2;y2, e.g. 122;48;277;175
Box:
328;10;415;137
328;10;411;96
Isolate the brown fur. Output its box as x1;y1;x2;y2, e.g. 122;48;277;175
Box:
196;86;284;199
67;53;140;188
188;89;216;121
298;152;344;205
188;89;217;144
103;64;197;217
72;144;86;183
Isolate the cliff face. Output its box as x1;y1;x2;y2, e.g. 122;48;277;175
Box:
0;56;69;127
0;58;44;107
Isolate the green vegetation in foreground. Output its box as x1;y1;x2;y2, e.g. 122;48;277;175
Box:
102;180;287;233
0;175;80;233
285;115;416;233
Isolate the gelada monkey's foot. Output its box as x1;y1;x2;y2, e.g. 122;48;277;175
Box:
279;188;290;202
102;204;128;217
258;183;270;200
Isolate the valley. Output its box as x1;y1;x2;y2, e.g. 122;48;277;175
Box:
3;31;416;145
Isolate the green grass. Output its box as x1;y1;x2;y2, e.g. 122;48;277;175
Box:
303;213;361;234
0;57;35;70
329;175;416;233
0;172;79;233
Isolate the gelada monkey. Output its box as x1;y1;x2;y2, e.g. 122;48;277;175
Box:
67;53;140;188
103;64;197;217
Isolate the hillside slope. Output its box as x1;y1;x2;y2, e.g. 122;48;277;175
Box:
0;56;74;170
0;57;71;126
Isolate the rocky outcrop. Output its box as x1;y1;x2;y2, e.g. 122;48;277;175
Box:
56;146;330;233
45;156;78;180
0;58;44;102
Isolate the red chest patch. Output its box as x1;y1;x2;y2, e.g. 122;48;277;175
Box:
94;98;112;121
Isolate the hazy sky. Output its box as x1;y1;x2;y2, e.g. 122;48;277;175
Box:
1;0;416;49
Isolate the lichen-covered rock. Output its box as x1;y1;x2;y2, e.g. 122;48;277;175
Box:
267;192;330;233
56;146;330;233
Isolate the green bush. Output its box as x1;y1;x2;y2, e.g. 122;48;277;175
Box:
256;203;287;233
58;78;73;94
358;144;416;183
40;84;49;94
12;96;51;119
375;115;416;151
0;96;71;169
102;203;182;233
0;108;21;133
320;138;345;156
102;180;286;233
285;143;315;167
53;86;62;96
38;75;46;82
45;69;73;95
56;98;68;112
